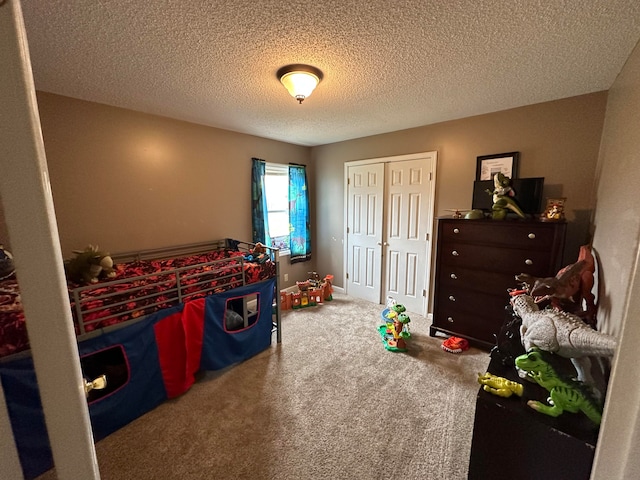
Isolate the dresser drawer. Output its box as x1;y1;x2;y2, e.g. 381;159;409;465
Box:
438;243;555;277
437;266;518;296
432;297;507;344
438;220;562;250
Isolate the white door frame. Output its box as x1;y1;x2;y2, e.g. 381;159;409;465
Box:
343;151;438;315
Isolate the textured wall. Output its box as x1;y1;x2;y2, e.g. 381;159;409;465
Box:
312;92;608;291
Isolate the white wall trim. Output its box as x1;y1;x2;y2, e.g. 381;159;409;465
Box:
0;2;100;478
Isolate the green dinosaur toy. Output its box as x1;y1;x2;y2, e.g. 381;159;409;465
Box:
514;349;603;425
64;245;116;284
486;172;526;220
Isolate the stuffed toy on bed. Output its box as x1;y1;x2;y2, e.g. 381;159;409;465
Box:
244;242;269;264
64;245;116;284
0;245;16;280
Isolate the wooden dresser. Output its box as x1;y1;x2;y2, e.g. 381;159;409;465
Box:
430;217;566;348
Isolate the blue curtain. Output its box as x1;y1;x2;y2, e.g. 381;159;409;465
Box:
289;164;311;263
251;158;270;246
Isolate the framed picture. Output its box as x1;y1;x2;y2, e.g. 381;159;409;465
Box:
476;152;520;181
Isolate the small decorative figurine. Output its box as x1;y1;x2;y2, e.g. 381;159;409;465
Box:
515;349;603;425
445;208;468;219
486;172;525;220
477;372;523;398
541;197;566;222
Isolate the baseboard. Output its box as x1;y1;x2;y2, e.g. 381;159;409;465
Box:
332;286;345;294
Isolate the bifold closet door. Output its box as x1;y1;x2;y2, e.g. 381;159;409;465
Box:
382;159;430;315
346;163;384;304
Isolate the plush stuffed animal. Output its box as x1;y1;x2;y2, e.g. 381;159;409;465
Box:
246;242;268;263
0;245;15;280
64;245;116;284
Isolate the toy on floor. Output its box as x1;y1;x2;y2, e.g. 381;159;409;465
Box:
281;273;333;310
442;336;470;353
378;298;411;352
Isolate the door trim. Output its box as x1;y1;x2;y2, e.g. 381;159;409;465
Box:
343;151;438;315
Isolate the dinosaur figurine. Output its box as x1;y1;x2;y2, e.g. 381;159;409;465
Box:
477;372;523;398
515;349;603;425
510;293;616;388
485;172;526;220
516;245;597;328
64;245;116;284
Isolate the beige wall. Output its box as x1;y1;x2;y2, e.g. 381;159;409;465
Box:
312;92;608;293
31;92;314;287
590;39;640;479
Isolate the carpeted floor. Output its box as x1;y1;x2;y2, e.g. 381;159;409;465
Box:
37;293;491;479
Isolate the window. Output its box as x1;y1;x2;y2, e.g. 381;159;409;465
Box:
252;157;310;262
264;163;290;254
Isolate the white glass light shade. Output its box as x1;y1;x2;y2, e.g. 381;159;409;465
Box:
277;64;323;104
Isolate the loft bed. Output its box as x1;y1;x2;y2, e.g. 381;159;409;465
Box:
0;238;282;480
0;238;281;359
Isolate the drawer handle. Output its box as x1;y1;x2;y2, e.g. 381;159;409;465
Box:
450;273;457;280
452;250;459;256
448;295;456;302
447;316;454;323
453;228;460;234
528;233;536;239
525;259;533;265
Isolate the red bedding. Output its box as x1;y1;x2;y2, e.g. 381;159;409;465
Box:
0;249;275;359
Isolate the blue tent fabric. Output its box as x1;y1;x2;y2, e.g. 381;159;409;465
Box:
200;278;275;370
0;356;53;480
0;279;275;479
80;305;180;441
0;306;178;479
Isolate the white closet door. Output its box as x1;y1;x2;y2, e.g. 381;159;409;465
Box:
383;159;431;315
346;163;384;303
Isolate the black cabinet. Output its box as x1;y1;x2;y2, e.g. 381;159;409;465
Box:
468;355;598;480
430;218;566;348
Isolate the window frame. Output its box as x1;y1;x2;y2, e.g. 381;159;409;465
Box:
264;162;291;256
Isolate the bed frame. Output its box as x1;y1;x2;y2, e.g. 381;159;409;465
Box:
0;237;282;362
70;238;282;343
0;238;282;480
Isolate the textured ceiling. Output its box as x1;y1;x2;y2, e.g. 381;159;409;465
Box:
20;1;640;147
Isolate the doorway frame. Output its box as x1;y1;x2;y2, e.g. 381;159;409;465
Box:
343;151;438;315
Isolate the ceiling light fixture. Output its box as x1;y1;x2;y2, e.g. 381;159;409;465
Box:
277;64;323;104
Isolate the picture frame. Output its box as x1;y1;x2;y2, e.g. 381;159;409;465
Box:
476;151;520;181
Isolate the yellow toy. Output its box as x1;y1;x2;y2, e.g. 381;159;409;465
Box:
477;372;524;398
